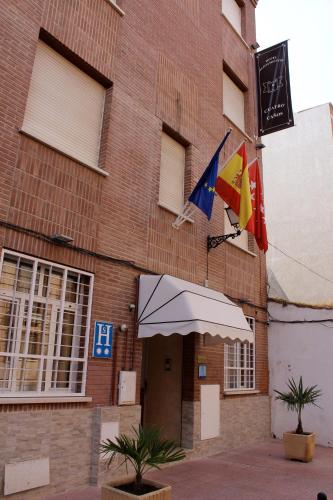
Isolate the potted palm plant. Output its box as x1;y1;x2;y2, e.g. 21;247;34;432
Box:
100;425;185;499
275;376;322;462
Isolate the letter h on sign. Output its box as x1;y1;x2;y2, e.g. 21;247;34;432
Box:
93;321;113;358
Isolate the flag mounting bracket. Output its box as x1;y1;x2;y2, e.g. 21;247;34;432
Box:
207;230;241;251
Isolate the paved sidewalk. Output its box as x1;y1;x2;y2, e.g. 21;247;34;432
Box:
45;440;333;500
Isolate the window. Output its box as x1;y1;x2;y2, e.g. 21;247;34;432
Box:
223;72;245;132
0;251;93;396
159;131;185;215
22;40;106;169
222;0;242;35
224;317;255;391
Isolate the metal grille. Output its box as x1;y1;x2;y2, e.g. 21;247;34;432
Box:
224;316;255;391
0;251;93;396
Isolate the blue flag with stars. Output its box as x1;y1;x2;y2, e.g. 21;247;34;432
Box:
188;129;232;220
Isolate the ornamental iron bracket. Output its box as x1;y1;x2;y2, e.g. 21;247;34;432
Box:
207;229;241;251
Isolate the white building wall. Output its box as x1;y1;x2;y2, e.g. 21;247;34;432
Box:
269;301;333;447
263;103;333;303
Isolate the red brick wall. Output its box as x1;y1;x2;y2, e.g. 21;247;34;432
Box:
0;0;268;410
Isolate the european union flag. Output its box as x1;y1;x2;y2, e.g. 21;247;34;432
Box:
188;129;232;220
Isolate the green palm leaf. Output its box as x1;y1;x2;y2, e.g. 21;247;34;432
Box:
274;376;322;434
100;425;185;492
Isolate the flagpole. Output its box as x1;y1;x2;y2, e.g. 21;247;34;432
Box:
172;128;233;229
247;158;257;168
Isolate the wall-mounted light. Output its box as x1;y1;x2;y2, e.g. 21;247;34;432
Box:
255;142;266;150
251;42;260;50
128;304;136;312
225;206;239;226
207;207;241;251
50;234;73;244
119;324;128;333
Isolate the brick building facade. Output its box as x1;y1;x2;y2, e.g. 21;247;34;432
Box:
0;0;269;497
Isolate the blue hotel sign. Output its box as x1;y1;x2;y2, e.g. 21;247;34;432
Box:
93;321;113;358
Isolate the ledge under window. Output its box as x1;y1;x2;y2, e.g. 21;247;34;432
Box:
105;0;125;16
0;396;92;404
222;115;253;143
158;201;194;223
19;130;109;177
224;389;260;396
226;239;257;257
221;14;250;51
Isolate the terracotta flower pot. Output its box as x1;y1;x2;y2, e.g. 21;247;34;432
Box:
283;431;316;462
101;476;172;500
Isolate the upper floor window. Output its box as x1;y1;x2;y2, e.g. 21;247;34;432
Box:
222;0;242;35
224;316;255;391
0;251;93;396
223;71;245;132
159;131;185;215
22;40;106;169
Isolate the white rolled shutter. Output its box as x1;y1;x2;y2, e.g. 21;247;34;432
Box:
22;41;105;169
223;72;245;132
159;132;185;214
222;0;242;35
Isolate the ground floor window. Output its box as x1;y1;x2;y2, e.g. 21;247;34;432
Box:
0;250;93;396
224;316;255;391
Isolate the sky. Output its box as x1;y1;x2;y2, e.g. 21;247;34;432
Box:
255;0;333;112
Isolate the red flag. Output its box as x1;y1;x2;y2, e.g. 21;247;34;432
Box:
247;159;268;253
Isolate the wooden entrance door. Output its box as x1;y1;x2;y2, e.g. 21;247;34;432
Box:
142;334;183;444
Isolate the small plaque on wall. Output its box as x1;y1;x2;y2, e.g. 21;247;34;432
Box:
93;321;113;358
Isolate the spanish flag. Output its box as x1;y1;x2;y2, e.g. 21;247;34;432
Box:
215;142;254;231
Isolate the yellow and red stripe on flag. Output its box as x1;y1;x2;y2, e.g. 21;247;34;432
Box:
215;142;254;232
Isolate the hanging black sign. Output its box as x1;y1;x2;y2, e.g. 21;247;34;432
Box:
255;41;294;136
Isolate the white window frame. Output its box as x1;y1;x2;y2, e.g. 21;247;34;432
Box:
22;40;107;175
223;72;246;133
158;131;186;216
224;316;255;392
106;0;125;17
222;0;242;36
0;250;93;397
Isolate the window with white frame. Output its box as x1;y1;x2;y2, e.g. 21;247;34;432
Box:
22;40;106;169
223;72;245;132
222;0;242;36
159;131;185;215
0;251;93;396
224;316;255;391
